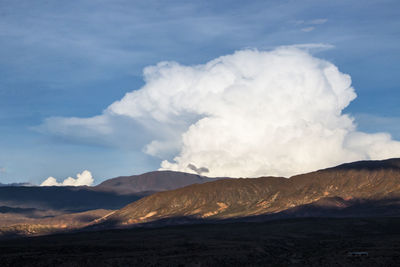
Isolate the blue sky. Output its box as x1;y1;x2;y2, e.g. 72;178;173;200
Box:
0;0;399;184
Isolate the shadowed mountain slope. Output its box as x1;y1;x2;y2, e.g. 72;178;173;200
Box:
0;186;143;212
95;170;221;195
102;158;400;226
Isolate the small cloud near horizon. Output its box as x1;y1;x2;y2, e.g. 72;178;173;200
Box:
40;170;94;186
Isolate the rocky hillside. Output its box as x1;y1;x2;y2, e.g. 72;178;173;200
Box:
0;209;112;238
101;158;400;226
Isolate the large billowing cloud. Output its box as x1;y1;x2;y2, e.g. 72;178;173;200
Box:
38;46;400;177
40;170;94;186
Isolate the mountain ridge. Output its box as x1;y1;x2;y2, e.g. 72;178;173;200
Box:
2;158;400;237
99;158;400;226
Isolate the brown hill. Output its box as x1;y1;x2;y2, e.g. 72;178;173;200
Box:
95;170;222;195
0;209;112;238
101;158;400;226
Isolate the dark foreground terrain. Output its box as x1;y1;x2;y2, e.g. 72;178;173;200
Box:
1;217;400;266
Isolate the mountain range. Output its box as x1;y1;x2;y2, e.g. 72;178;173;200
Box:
0;171;220;236
1;158;400;237
98;158;400;227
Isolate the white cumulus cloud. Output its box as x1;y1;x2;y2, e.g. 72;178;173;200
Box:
40;170;94;186
38;47;400;177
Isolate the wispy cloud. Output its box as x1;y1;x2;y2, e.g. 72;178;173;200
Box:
0;2;334;84
295;18;328;32
295;18;328;25
301;27;316;32
309;18;328;25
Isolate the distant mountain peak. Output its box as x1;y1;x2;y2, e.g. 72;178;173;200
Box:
323;158;400;171
95;170;223;195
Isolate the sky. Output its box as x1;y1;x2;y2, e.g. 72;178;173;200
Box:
0;0;399;185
